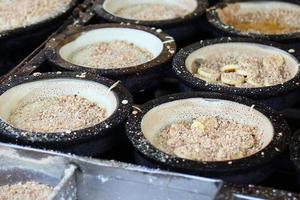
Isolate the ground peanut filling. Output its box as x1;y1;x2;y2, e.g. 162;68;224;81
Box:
0;0;72;32
156;116;263;161
0;181;53;200
69;40;154;69
8;95;106;133
192;52;292;88
217;4;300;35
114;3;191;21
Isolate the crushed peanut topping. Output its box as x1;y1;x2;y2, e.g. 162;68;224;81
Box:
156;116;263;161
0;181;53;200
8;95;106;133
115;3;191;21
0;0;72;32
192;53;292;88
70;40;153;69
217;3;300;35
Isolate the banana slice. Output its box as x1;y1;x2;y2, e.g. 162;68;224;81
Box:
192;58;205;67
232;151;246;159
191;120;205;132
197;67;220;82
194;74;210;83
196;117;219;129
236;64;259;77
246;76;264;87
191;58;205;73
220;64;240;73
264;76;283;87
221;72;245;86
239;82;256;88
262;54;285;69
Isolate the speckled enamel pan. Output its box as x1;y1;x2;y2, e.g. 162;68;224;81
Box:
126;92;290;184
172;37;300;110
207;1;300;42
217;183;300;199
45;23;176;92
0;72;132;156
0;0;77;51
93;0;208;44
290;129;300;185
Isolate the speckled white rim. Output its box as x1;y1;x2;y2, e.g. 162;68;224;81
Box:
59;28;164;69
126;92;290;173
185;42;300;86
0;0;77;36
0;78;118;128
103;0;198;21
207;1;300;39
217;1;300;35
141;98;274;158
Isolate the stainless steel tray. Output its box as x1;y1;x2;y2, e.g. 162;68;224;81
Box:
0;142;298;200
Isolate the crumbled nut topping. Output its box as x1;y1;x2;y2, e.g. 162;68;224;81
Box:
8;95;106;133
156;116;263;161
70;40;153;69
115;3;191;21
192;53;292;88
217;3;300;35
0;0;72;32
0;181;53;200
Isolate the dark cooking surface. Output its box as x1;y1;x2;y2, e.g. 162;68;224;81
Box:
105;78;300;193
0;0;299;196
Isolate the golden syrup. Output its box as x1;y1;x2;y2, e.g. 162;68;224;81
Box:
229;19;298;34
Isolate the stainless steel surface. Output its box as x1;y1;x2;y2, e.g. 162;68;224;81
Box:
50;165;77;200
0;142;298;200
0;142;222;200
0;143;76;199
